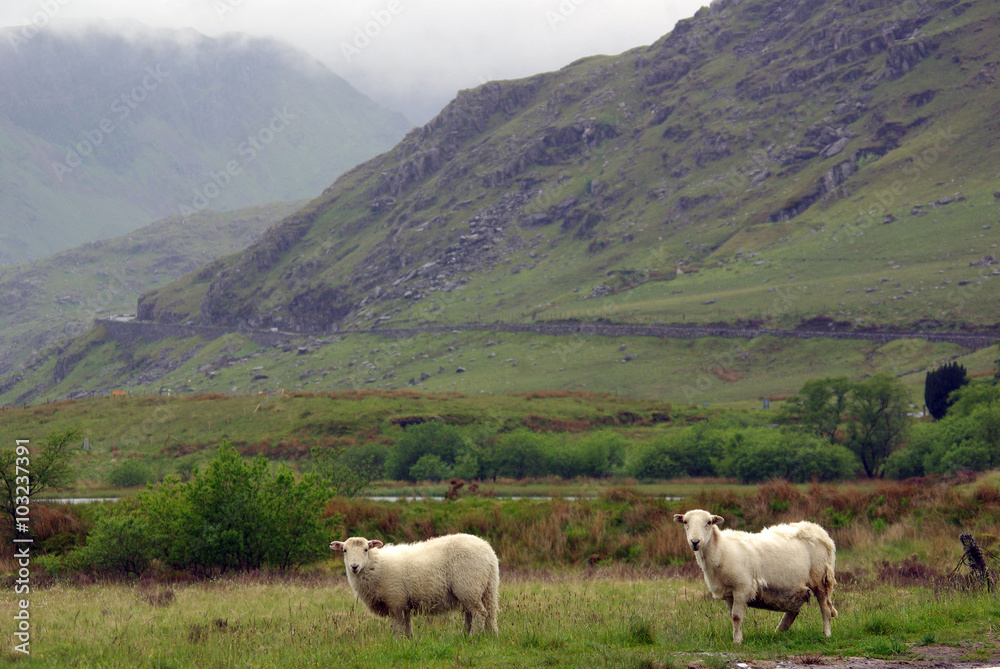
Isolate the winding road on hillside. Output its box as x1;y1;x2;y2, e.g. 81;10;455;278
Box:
98;318;999;350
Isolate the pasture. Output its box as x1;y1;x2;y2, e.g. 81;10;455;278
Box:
5;477;1000;668
2;567;998;668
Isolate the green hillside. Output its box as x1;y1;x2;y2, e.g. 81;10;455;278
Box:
0;201;304;386
141;0;1000;334
0;24;410;263
5;0;1000;405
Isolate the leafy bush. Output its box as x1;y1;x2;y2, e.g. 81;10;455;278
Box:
490;429;551;479
72;512;151;576
310;444;381;497
628;423;727;480
409;454;451;481
69;441;334;576
885;390;1000;479
628;443;680;480
107;460;154;488
387;421;465;481
573;431;628;478
451;451;481;480
718;429;858;483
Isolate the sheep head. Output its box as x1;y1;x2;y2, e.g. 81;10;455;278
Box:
330;536;385;574
673;509;724;552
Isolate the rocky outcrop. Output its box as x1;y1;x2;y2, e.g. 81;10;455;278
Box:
122;0;996;340
883;40;930;80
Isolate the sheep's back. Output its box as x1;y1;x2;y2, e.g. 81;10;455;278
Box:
374;534;497;597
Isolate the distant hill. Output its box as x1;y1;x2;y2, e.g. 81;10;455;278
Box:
0;200;305;382
5;0;1000;405
0;21;411;263
138;0;1000;337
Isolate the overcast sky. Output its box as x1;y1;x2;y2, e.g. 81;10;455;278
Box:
1;1;707;124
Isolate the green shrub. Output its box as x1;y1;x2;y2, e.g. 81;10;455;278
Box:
72;513;151;576
409;454;451;482
107;460;154;488
310;444;381;497
886;395;1000;479
572;431;628;478
628;425;724;480
387;421;465;481
718;429;857;483
628;445;679;480
451;451;481;480
490;429;551;479
176;459;197;482
132;441;332;573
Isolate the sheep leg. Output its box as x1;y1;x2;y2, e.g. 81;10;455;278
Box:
391;610;413;638
817;591;836;637
776;611;798;632
729;592;752;644
484;583;499;635
464;601;488;635
816;570;838;638
486;603;498;636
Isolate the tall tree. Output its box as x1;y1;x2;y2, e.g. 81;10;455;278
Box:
925;362;969;420
846;375;910;477
0;427;78;534
780;377;853;441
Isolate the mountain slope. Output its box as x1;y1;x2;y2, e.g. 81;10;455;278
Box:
138;0;1000;337
0;200;304;381
0;22;410;263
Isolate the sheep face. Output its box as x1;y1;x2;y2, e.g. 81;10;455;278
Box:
673;509;724;552
330;536;384;574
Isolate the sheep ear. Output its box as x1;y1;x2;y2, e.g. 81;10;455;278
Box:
369;540;384;549
672;514;686;524
712;515;725;526
330;541;345;551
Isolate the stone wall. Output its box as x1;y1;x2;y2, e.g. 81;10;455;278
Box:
99;318;998;351
99;319;297;348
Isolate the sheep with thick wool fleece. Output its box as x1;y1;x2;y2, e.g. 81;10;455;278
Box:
673;509;838;644
330;533;499;638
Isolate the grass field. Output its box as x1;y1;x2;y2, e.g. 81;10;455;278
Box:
1;389;681;492
1;383;996;497
4;474;1000;667
2;565;997;668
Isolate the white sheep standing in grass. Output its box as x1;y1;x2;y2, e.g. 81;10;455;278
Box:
330;533;499;638
673;509;837;643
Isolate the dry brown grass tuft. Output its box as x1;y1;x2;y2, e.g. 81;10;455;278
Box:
141;586;177;607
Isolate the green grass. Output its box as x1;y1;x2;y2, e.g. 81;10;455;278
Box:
0;201;305;390
1;389;681;492
127;0;1000;344
4;320;990;408
9;0;1000;409
2;572;996;668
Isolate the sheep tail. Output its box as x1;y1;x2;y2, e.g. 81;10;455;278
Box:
823;565;838;618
